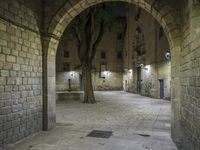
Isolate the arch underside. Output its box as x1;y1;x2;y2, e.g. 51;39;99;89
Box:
48;0;182;51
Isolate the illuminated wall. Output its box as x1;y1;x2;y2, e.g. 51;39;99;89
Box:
56;71;123;91
123;5;171;99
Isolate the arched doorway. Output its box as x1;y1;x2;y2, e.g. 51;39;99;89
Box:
42;0;182;146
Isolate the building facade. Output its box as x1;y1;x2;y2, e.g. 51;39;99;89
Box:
56;20;125;91
123;5;171;99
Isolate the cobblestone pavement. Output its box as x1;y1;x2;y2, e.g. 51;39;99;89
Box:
10;91;178;150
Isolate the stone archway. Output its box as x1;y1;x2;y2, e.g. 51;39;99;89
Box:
42;0;182;146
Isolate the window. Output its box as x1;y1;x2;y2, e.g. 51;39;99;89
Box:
101;51;106;59
63;62;70;71
64;50;69;58
117;51;123;59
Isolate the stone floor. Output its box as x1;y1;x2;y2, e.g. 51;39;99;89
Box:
9;91;178;150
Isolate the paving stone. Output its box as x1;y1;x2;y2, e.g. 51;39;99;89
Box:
13;92;178;150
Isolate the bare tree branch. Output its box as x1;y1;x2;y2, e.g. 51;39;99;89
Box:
73;26;81;43
72;26;82;62
88;7;98;60
84;9;94;61
90;19;104;61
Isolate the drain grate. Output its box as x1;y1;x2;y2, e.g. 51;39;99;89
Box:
87;130;113;139
137;133;150;137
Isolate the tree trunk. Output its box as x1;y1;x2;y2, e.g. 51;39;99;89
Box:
82;62;96;103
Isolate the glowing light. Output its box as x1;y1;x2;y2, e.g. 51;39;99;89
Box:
128;69;133;74
103;71;111;77
145;65;151;73
146;65;150;70
69;71;77;79
165;51;171;61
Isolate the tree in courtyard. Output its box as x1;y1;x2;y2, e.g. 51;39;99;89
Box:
64;3;127;103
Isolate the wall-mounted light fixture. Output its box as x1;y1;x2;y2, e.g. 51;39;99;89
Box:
128;69;133;74
145;65;151;72
69;71;76;79
103;71;111;77
100;64;107;78
140;64;149;71
165;51;171;61
140;64;144;68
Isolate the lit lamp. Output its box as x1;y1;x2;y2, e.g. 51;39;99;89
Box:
140;64;149;70
70;71;75;79
100;64;107;78
128;69;133;74
140;64;144;68
165;51;171;61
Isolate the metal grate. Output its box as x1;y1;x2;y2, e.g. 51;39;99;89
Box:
87;130;113;139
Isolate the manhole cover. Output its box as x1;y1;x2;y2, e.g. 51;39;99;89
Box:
87;130;113;139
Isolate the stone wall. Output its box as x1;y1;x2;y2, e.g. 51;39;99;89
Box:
56;72;123;91
0;0;42;147
140;62;171;99
123;5;171;99
180;0;200;149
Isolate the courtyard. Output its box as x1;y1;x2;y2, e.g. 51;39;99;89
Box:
11;92;177;150
0;0;199;149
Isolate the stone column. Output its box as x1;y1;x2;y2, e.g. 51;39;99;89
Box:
42;36;59;130
171;43;182;147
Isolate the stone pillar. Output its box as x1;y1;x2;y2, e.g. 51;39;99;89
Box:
42;36;59;130
171;43;182;147
179;1;200;149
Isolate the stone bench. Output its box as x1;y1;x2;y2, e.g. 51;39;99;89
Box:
56;91;84;101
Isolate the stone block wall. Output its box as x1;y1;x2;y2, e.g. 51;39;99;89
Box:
180;1;200;149
56;71;123;91
140;62;171;99
56;72;80;91
0;0;43;147
94;72;123;91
